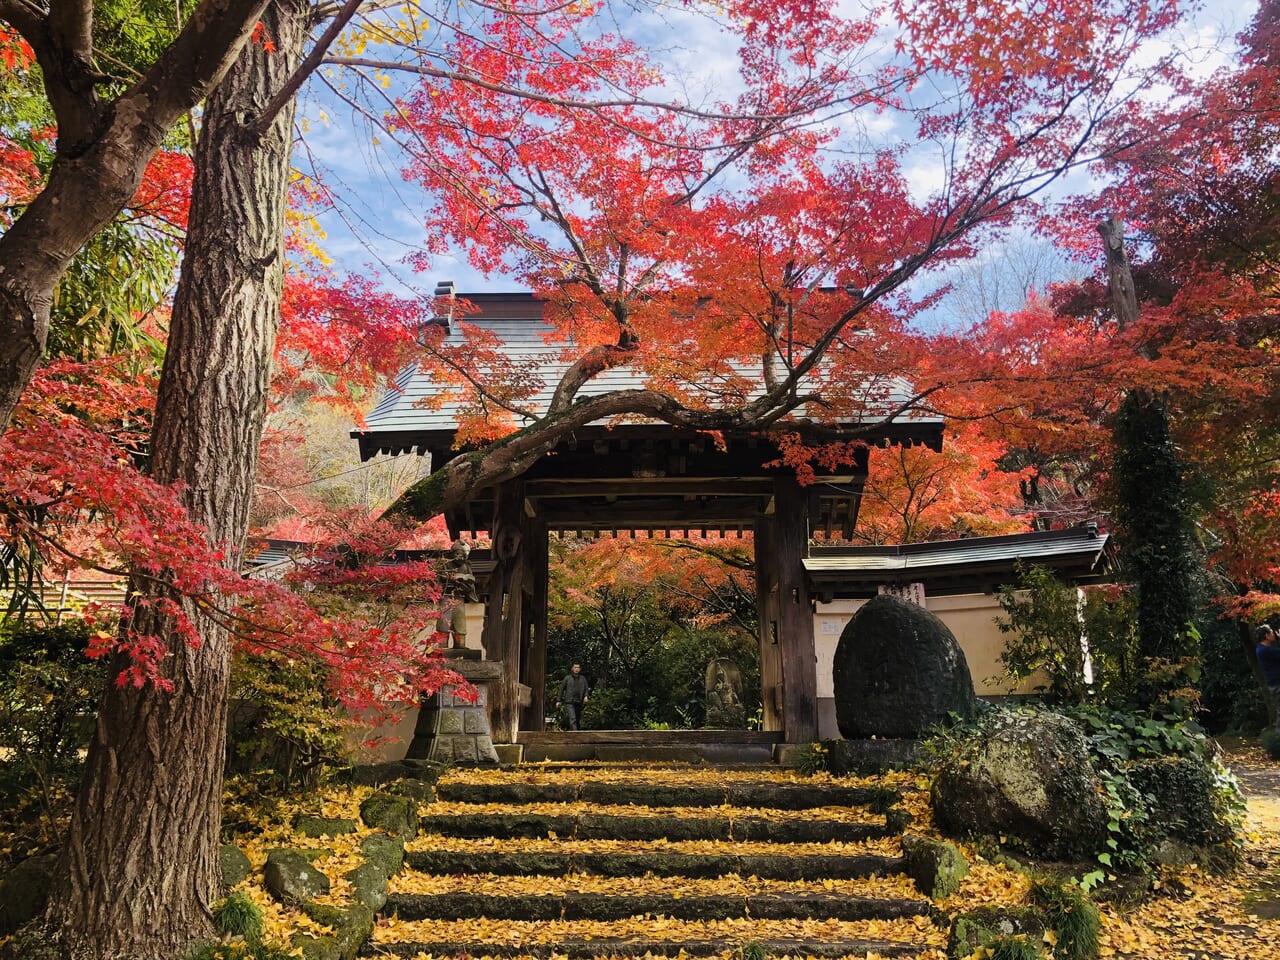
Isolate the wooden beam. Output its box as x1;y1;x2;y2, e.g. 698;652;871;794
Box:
525;478;774;497
521;521;549;732
536;496;767;526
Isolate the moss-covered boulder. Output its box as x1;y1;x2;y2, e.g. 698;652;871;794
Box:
345;861;389;911
932;711;1108;860
900;834;969;900
292;933;341;960
301;902;375;960
264;849;331;904
345;759;446;788
293;815;358;838
360;793;418;839
947;904;1049;959
0;921;61;960
219;844;253;889
833;594;979;739
359;832;405;879
384;778;436;803
0;853;57;935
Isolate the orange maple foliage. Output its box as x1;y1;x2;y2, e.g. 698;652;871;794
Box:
369;0;1185;495
854;421;1033;545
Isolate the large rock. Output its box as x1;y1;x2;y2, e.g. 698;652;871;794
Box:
901;835;969;900
359;832;405;879
947;905;1049;959
360;793;418;840
833;594;979;738
264;849;331;904
932;711;1109;860
0;853;57;935
219;843;253;889
301;902;376;960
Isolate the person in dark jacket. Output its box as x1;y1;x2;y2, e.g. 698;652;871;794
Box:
556;663;590;731
1256;624;1280;730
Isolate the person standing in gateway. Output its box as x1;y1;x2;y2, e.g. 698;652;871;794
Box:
557;663;590;731
1256;624;1280;730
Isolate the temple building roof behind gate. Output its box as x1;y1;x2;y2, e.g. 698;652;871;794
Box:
352;291;944;464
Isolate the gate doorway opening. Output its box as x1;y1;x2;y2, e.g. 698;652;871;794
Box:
542;533;762;733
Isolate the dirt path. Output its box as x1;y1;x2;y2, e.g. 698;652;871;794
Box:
1220;737;1280;800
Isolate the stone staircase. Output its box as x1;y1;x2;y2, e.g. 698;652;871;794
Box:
361;763;945;959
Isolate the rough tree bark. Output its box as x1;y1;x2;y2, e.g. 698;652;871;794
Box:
41;3;308;956
0;0;276;434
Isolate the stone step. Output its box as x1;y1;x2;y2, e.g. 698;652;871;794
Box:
405;848;905;880
434;779;901;811
514;731;784;765
362;934;930;958
384;891;931;922
417;811;900;843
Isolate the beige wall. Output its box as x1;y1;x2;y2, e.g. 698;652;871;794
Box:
814;594;1044;739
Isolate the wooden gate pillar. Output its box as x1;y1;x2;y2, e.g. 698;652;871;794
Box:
774;471;818;742
480;480;529;743
521;521;549;731
754;514;784;732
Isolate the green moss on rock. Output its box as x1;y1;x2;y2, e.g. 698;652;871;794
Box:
901;834;968;900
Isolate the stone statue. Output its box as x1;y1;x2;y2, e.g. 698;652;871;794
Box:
441;539;480;603
704;657;745;728
434;599;469;648
434;540;479;648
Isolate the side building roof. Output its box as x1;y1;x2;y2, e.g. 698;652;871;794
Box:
803;524;1115;599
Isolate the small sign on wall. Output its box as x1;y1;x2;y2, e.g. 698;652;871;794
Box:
878;581;927;607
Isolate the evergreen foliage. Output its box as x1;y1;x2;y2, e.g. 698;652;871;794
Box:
1029;878;1101;960
0;621;104;849
226;651;350;790
211;891;264;943
1112;390;1201;710
995;566;1139;704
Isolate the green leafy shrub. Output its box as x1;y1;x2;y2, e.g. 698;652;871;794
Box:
1060;705;1243;873
0;621;105;847
226;651;350;791
1262;727;1280;760
212;891;265;942
793;741;829;776
995;567;1140;705
930;704;1244;881
916;711;985;774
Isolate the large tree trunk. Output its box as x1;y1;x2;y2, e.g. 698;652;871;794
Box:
43;4;307;957
0;0;275;433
